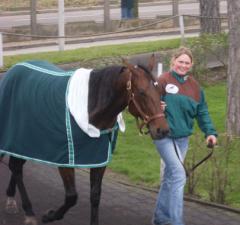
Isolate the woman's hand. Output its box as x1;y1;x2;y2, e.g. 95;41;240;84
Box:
206;135;217;147
160;101;167;111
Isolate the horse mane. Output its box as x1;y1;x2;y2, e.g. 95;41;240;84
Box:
137;64;156;82
88;65;126;114
88;64;157;117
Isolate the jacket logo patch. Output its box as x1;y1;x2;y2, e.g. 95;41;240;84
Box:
166;84;179;94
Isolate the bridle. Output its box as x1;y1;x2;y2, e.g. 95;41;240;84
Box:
126;69;165;134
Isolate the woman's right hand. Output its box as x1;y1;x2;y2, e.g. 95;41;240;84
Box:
160;101;167;111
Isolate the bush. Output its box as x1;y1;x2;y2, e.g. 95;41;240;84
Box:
187;33;228;84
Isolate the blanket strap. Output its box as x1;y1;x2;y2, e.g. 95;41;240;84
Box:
100;123;119;135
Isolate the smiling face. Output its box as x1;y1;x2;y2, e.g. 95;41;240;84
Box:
171;53;193;76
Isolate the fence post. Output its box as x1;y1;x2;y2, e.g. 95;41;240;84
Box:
179;15;185;45
104;0;111;32
0;33;3;68
58;0;65;51
157;63;162;77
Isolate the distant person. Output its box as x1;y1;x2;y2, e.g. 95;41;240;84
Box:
121;0;134;19
152;47;217;225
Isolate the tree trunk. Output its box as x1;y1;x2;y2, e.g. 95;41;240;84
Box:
133;0;139;18
199;0;221;34
227;0;240;136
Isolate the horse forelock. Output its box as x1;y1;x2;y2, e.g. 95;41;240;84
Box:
88;66;126;114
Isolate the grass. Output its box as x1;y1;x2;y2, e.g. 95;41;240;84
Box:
204;82;226;131
110;115;160;186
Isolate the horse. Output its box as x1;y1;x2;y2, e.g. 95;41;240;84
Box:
0;55;169;225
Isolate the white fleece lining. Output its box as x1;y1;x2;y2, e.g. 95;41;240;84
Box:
67;68;125;137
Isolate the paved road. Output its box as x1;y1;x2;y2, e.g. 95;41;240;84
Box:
0;157;240;225
0;1;227;28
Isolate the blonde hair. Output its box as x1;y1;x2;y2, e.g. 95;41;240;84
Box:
170;47;193;70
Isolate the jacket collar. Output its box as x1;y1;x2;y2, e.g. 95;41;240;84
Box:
171;70;188;84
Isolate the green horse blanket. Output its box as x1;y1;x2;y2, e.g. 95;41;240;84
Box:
0;61;118;168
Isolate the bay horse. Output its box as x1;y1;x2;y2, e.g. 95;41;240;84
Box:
0;55;169;225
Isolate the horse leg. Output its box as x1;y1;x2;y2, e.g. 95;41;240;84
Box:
0;153;4;162
8;156;37;225
5;155;18;214
42;167;78;223
90;166;106;225
5;173;19;214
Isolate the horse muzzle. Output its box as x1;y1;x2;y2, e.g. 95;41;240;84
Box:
149;127;169;140
136;114;169;140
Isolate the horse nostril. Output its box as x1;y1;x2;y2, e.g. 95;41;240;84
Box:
157;128;162;134
164;129;169;136
156;128;169;137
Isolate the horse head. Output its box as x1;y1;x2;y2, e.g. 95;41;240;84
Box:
123;55;169;139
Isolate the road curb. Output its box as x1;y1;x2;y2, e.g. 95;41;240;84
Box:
94;169;240;215
116;180;240;215
184;196;240;214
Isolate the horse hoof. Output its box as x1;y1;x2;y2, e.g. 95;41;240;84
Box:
42;209;56;223
5;197;18;214
24;216;38;225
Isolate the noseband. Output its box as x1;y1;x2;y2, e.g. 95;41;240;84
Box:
126;70;165;134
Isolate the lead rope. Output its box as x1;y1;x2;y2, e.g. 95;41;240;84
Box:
173;139;214;177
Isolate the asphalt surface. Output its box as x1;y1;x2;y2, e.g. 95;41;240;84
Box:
0;157;240;225
0;1;228;26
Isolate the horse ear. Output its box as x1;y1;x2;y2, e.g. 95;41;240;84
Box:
122;58;135;71
148;53;156;72
122;57;128;66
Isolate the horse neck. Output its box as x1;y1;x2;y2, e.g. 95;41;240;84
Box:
88;68;129;129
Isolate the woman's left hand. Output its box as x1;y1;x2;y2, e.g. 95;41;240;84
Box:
206;135;217;147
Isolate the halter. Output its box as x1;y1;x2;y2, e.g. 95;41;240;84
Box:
126;70;165;134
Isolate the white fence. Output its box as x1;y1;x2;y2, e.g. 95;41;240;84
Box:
0;15;187;68
0;14;227;68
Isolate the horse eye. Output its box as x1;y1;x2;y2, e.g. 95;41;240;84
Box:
138;89;146;96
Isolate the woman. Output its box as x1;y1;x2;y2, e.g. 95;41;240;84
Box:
153;47;217;225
